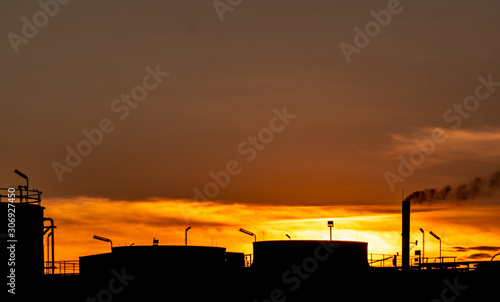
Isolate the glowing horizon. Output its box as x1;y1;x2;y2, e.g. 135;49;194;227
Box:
43;197;500;263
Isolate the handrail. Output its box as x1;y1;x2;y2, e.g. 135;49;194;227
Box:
45;260;79;275
0;187;42;205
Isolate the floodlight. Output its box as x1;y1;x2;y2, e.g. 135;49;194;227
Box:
430;231;442;263
239;228;256;242
93;235;113;250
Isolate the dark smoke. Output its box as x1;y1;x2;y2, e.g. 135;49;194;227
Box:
404;170;500;204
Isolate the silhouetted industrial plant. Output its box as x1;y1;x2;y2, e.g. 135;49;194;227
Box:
1;178;499;301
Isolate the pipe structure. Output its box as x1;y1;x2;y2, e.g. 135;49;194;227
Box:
47;233;53;274
491;253;500;261
419;228;425;263
43;218;55;274
402;201;410;270
185;227;191;246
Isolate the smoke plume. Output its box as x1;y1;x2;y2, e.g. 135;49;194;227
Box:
404;170;500;204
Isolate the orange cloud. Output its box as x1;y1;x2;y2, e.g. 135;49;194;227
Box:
43;198;500;264
384;127;500;165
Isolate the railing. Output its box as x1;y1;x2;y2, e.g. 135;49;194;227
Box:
244;254;253;267
369;253;398;267
368;254;481;271
45;260;79;275
0;187;42;205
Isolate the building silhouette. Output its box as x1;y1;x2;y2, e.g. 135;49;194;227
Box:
1;186;500;301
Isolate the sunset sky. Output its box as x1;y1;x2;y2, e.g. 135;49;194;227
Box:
2;1;500;262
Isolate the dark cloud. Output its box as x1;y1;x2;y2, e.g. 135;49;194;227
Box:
404;171;500;204
450;246;500;252
140;217;233;228
466;253;492;260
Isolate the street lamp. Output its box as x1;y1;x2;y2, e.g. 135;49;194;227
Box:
419;228;425;263
430;231;441;263
327;221;334;241
239;228;256;242
14;169;28;202
185;227;191;246
93;235;113;250
285;234;291;240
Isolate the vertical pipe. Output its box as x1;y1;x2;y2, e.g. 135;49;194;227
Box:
402;200;410;270
44;218;55;274
47;233;53;274
51;228;55;274
422;232;425;263
46;234;50;274
439;240;442;264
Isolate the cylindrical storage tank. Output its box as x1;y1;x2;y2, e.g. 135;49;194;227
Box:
225;252;245;269
250;240;369;301
80;246;229;301
252;240;369;272
1;202;45;296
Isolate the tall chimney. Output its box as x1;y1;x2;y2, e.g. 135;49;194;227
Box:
402;200;410;270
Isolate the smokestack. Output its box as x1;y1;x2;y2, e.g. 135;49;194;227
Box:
402;200;410;270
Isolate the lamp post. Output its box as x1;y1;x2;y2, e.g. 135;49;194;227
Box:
239;228;256;242
93;235;113;251
327;221;334;241
14;169;28;202
430;231;441;263
185;227;191;246
419;228;425;263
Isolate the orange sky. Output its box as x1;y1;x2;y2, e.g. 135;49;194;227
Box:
2;1;500;272
44;197;500;263
2;1;500;205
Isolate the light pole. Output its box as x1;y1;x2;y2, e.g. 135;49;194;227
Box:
185;227;191;246
327;221;334;241
14;169;28;202
93;235;113;251
419;228;425;263
239;228;256;242
430;231;441;263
